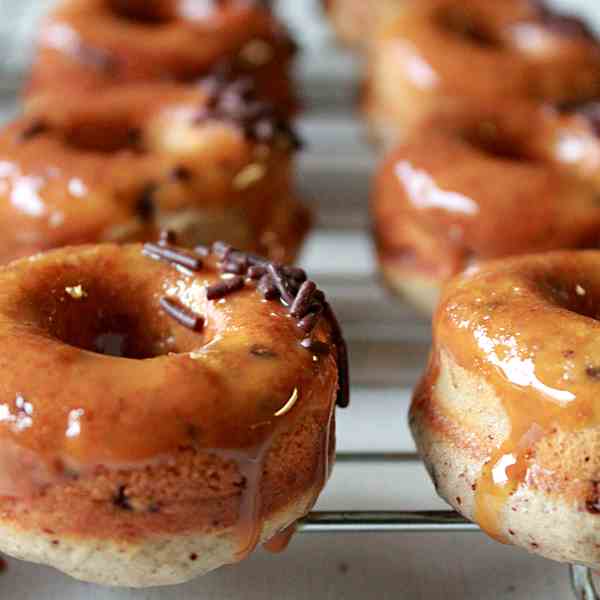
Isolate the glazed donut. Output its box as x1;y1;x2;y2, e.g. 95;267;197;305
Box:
364;0;600;145
0;76;308;265
411;250;600;567
322;0;404;48
372;102;600;315
26;0;297;115
0;237;348;587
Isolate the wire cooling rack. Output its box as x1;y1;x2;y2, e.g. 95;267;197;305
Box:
297;453;599;600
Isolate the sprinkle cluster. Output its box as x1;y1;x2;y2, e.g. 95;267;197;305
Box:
196;71;301;150
142;234;349;408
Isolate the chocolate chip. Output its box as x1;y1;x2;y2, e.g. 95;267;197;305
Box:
137;183;157;221
587;482;600;514
19;120;48;141
113;485;132;511
171;165;192;182
586;366;600;380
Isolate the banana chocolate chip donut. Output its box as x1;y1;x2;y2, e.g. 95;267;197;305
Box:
364;0;600;145
372;103;600;315
322;0;404;49
27;0;297;115
0;237;348;587
0;76;308;265
411;251;600;567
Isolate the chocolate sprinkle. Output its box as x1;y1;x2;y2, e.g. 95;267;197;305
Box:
160;297;205;332
247;265;267;280
141;237;350;408
196;71;301;149
290;281;317;318
143;242;203;271
206;276;245;300
267;263;296;305
258;274;280;300
212;241;233;260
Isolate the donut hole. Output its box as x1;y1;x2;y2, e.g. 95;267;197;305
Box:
461;122;535;162
63;121;143;154
108;0;175;25
25;277;204;359
537;274;600;321
435;7;499;47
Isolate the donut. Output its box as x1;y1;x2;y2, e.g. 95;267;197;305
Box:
322;0;404;48
26;0;298;115
372;102;600;315
0;76;308;265
363;0;600;145
0;237;349;586
411;250;600;567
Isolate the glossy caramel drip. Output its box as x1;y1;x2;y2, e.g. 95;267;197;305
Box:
263;524;297;553
0;242;340;558
429;253;600;540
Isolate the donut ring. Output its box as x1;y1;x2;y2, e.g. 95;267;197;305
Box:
372;102;600;315
0;238;348;586
364;0;600;145
0;77;308;265
27;0;297;114
412;251;600;567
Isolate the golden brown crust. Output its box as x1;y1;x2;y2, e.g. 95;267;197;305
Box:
0;243;340;578
363;0;600;143
26;0;298;115
411;252;600;564
0;83;308;264
371;102;600;312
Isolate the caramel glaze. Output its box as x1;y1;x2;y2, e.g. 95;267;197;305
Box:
26;0;297;115
364;0;600;141
372;101;600;288
322;0;405;49
0;82;308;265
0;242;340;558
263;523;297;553
414;251;600;541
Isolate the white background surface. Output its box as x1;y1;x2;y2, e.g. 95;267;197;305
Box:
0;0;599;598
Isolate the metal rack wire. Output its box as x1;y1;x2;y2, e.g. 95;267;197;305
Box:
298;453;599;600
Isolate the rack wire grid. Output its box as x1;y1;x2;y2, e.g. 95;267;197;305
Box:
0;1;600;599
